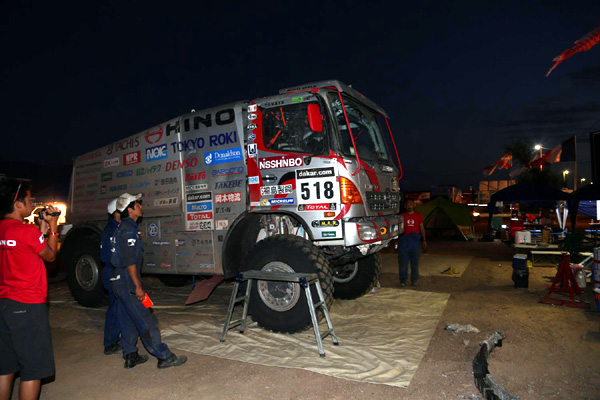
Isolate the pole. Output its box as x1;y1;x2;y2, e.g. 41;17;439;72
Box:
574;136;578;190
539;147;543;171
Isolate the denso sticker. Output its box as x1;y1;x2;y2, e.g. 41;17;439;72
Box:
269;198;295;205
185;184;208;192
146;144;168;162
260;184;292;196
123;151;141;165
104;157;119;168
204;148;243;165
298;203;337;211
154;197;179;207
215;192;241;203
311;220;340;228
259;156;303;170
165;157;197;171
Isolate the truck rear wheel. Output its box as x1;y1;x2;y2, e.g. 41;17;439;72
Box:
65;239;105;307
241;235;333;333
333;253;381;299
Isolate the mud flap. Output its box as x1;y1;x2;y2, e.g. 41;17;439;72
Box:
185;276;225;305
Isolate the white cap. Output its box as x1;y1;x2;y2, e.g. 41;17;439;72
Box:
116;193;142;212
107;198;118;214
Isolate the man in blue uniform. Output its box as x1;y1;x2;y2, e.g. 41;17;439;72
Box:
110;193;187;369
100;198;121;355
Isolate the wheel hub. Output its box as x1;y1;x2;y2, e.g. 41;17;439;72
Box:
75;255;99;291
257;262;300;312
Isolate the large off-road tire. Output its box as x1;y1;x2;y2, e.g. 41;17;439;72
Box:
333;252;381;300
241;235;333;333
65;238;105;307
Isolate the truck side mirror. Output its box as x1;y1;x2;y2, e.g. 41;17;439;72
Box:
307;104;323;133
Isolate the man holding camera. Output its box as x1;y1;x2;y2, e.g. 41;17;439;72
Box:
100;198;121;355
0;179;60;400
110;193;187;369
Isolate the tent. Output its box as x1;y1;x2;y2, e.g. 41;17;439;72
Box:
415;197;473;240
487;182;570;231
568;184;600;229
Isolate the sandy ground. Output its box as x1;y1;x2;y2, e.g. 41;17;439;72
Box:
9;241;600;400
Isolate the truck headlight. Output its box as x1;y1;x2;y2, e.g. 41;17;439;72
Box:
357;224;379;241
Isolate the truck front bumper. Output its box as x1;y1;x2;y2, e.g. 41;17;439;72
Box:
343;215;404;248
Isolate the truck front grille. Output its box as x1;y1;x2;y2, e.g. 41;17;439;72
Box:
366;191;399;212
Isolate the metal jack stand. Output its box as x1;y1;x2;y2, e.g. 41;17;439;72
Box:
220;270;339;357
540;253;590;309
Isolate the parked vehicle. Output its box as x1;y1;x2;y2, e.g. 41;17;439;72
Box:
61;80;403;333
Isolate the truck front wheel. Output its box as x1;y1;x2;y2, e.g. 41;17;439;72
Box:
241;235;333;333
333;253;381;299
65;239;105;307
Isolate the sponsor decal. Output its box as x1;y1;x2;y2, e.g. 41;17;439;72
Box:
185;183;208;192
215;192;241;203
127;238;136;246
215;206;232;214
322;231;337;238
187;202;212;212
248;104;257;112
185;171;207;181
260;184;292;196
247;129;257;136
204;148;243;165
209;131;237;147
136;165;161;176
77;151;103;161
109;184;127;192
248;176;259;185
250;201;261;207
116;170;133;178
259;156;303;170
101;185;107;194
296;167;340;205
147;263;156;267
165;157;198;171
269;198;295;205
296;167;335;179
292;96;304;103
107;137;140;155
104;157;119;168
187;212;213;221
298;203;337;211
175;239;185;246
311;220;340;228
187;192;211;202
130;181;151;189
247;143;257;158
152;241;170;246
260;199;270;206
148;223;159;237
215;180;242;189
101;172;113;182
154;177;177;186
216;220;229;230
154;197;179;207
262;100;285;107
145;126;163;144
160;263;172;268
212;166;244;176
170;138;205;153
123;151;141;165
145;144;168;162
248;113;257;120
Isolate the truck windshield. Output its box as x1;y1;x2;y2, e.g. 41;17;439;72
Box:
328;94;391;163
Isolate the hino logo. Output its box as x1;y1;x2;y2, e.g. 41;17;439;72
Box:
175;108;235;136
0;240;17;246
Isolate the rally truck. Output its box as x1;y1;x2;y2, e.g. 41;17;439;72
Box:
61;80;403;333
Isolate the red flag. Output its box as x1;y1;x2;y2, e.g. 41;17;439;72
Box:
546;25;600;77
482;152;512;176
530;143;561;167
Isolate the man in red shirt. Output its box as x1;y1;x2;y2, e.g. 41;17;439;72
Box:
398;199;427;287
0;179;60;400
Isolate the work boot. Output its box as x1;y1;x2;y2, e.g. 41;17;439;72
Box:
157;354;188;369
400;281;406;288
124;352;149;369
411;281;418;287
104;342;122;355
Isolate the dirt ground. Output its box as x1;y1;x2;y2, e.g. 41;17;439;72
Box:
10;241;600;400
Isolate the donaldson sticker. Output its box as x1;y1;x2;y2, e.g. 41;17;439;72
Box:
204;148;243;165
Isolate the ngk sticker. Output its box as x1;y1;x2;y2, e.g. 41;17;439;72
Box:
295;167;340;205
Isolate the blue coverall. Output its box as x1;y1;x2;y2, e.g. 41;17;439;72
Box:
110;217;172;360
397;233;422;284
100;218;121;349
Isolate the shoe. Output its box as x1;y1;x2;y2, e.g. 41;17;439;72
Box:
411;281;418;287
104;342;122;355
124;352;149;369
157;354;188;369
400;281;406;287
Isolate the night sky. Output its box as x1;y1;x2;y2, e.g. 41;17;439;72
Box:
2;1;599;191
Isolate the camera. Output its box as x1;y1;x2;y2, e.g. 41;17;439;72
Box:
39;208;61;219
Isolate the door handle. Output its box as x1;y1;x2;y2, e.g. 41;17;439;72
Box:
262;175;277;182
